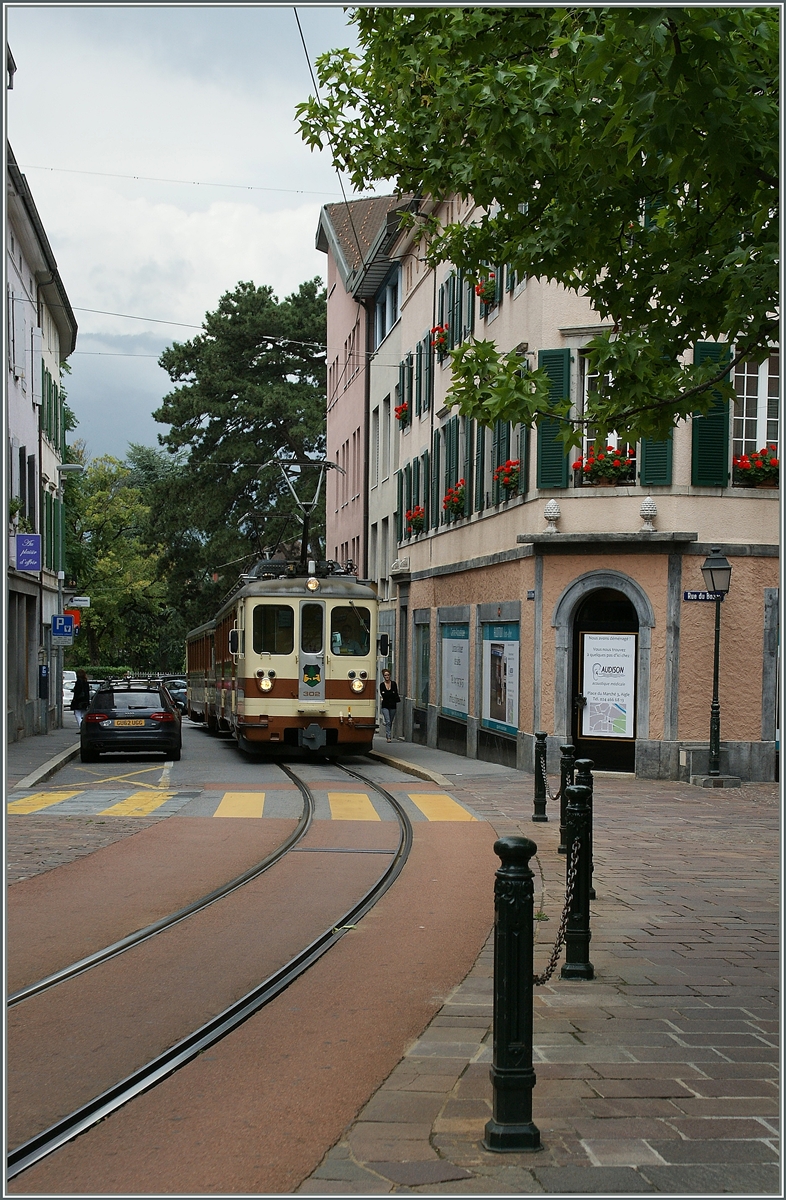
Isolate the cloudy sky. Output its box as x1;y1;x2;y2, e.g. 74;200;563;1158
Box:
7;4;364;459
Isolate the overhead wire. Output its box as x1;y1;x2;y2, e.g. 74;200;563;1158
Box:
20;162;350;199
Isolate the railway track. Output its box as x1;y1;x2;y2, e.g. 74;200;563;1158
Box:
7;759;414;1182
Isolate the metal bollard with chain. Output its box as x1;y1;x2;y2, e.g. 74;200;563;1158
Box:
557;744;575;854
532;732;549;822
533;835;581;986
575;758;595;899
560;783;594;980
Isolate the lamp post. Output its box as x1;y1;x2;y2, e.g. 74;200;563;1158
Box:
700;548;732;776
55;463;84;729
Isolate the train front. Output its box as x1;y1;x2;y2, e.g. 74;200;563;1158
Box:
235;568;379;755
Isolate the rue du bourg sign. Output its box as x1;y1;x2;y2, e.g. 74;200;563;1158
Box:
683;591;726;602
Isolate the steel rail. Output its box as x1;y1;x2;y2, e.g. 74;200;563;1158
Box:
7;760;413;1181
7;766;315;1008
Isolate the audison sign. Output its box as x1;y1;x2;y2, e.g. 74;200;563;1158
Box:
581;633;637;740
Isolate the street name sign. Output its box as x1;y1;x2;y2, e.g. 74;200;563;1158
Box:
683;591;725;602
68;596;91;607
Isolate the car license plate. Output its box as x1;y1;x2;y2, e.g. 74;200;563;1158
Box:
115;719;145;727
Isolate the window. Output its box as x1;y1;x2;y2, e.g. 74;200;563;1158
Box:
374;267;401;347
733;353;779;458
578;354;635;483
301;603;323;653
253;605;294;654
371;406;380;487
330;606;371;656
416;623;430;707
381;395;391;479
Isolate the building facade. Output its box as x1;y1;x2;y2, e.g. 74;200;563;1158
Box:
7;143;78;741
319;194;779;781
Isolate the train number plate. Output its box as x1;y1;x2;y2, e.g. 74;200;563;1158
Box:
115;719;145;726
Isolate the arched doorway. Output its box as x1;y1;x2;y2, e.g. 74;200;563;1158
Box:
571;588;639;771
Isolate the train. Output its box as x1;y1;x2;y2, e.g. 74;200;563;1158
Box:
185;558;386;756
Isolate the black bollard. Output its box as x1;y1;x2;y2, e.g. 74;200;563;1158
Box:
532;731;548;822
560;784;594;980
484;837;542;1153
557;744;575;854
574;758;595;899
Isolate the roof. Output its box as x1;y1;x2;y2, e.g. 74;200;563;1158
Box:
316;193;417;299
6;142;78;358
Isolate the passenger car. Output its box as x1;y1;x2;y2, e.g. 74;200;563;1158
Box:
163;678;188;714
80;684;182;762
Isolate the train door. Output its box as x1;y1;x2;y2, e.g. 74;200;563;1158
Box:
299;601;325;703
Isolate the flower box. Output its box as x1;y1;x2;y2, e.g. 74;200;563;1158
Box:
394;401;410;428
572;446;635;485
431;323;449;352
493;458;520;494
443;479;466;518
733;446;778;487
406;505;425;535
475;273;496;306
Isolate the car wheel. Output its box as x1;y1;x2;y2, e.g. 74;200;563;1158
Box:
81;747;99;763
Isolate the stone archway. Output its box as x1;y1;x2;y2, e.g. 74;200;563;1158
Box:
551;569;655;751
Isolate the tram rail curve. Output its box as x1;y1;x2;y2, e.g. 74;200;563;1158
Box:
7;759;414;1182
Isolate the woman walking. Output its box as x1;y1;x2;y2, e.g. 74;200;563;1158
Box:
379;669;400;742
70;670;90;728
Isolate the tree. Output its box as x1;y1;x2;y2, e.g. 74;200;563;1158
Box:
153;278;328;615
298;8;778;444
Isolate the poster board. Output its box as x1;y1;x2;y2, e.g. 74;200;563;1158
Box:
441;624;469;719
581;632;637;739
481;623;519;736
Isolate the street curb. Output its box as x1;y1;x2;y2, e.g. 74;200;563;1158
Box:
368;749;452;788
13;743;81;790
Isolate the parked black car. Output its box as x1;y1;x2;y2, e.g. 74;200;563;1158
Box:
80;684;182;762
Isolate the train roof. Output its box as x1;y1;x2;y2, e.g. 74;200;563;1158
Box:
186;573;377;640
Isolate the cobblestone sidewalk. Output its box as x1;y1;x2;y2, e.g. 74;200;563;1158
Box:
299;774;779;1195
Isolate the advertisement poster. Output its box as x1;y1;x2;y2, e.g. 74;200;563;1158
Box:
481;623;519;736
581;633;637;739
441;624;469;719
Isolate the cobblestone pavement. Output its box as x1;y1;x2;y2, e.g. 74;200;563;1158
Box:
299;772;780;1195
6;815;165;884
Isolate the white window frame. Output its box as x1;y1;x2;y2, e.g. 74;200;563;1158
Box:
732;351;779;459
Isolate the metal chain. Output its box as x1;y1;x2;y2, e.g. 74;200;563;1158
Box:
540;755;562;803
533;837;581;986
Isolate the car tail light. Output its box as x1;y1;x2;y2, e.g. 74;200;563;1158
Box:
84;713;110;723
150;711;176;722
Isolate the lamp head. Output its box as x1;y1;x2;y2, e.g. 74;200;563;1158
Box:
701;548;732;594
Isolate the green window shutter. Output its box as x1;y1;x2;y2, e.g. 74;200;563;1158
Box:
692;342;730;487
517;425;530;494
414;341;422;415
45;492;53;568
398;359;405;412
491;420;501;504
494;265;504;306
639;434;673;485
404;461;412;517
463;275;475;338
405;352;413;411
395;470;403;543
474;423;486;511
431;430;441;527
412;455;420;507
537;348;570;489
54;495;62;572
463;418;474;517
52;383;59;447
506;265;516;293
421;448;430;528
422;333;432;409
437;284;446;361
447;272;458;349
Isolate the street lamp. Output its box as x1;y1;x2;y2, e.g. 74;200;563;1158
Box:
700;548;732;776
55;463;85;729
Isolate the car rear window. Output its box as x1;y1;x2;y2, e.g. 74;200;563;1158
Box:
93;690;165;709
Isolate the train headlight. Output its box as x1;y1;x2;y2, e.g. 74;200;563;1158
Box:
306;577;320;592
260;677;273;692
350;678;365;693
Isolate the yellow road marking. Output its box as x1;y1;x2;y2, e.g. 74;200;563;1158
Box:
407;792;476;822
7;791;82;814
328;791;381;821
74;766;166;790
213;792;266;818
98;791;175;817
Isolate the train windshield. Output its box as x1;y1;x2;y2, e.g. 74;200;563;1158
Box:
253;604;294;654
330;606;371;656
301;603;323;653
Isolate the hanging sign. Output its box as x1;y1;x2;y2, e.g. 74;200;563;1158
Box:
15;533;41;571
481;623;519;736
581;632;637;739
441;624;469;719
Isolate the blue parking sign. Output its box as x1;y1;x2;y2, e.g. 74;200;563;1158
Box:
16;533;41;571
52;614;74;637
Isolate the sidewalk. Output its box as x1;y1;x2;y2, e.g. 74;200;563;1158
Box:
6;723;81;790
300;743;780;1195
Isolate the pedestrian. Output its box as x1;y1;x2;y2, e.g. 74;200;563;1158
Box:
70;669;90;728
379;669;400;742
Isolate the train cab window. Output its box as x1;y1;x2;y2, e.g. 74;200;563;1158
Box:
330;606;371;656
253;604;294;654
301;603;324;653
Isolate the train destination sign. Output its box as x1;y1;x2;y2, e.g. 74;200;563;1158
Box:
683;591;725;602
